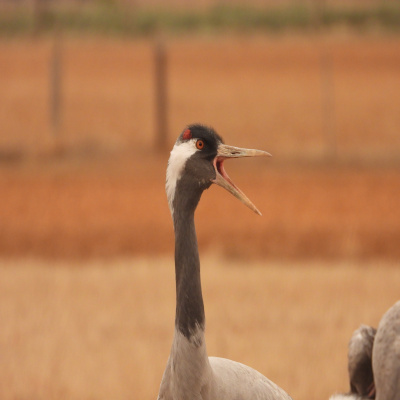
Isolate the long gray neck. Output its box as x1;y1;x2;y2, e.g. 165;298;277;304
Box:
172;184;205;340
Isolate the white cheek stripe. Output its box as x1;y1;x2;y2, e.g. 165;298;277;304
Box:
329;394;360;400
166;140;198;214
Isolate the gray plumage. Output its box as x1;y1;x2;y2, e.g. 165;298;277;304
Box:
331;301;400;400
348;325;376;398
372;300;400;400
158;125;292;400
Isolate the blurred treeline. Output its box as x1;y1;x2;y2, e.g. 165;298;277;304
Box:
0;0;399;37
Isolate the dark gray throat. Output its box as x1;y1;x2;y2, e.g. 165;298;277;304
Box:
172;184;205;340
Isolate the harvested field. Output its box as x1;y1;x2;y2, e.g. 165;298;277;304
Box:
0;257;399;400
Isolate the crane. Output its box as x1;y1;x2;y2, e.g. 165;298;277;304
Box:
330;301;400;400
348;325;376;398
372;300;400;400
158;124;293;400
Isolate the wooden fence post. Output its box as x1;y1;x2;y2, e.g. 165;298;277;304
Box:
314;0;337;161
154;39;168;151
50;25;62;138
320;49;336;160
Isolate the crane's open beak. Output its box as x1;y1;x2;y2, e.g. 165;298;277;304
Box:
212;143;271;215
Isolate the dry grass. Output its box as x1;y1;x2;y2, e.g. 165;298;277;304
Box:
0;256;399;400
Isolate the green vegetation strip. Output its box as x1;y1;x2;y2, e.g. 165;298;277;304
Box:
1;3;400;36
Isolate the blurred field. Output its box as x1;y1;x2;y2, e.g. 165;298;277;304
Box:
1;34;400;260
0;31;399;400
1;158;400;260
0;256;399;400
1;35;400;160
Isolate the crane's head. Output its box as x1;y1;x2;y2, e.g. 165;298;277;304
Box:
166;124;271;216
348;325;376;398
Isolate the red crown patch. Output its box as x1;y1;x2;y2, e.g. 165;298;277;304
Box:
182;129;192;140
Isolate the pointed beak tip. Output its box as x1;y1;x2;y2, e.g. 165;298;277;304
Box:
253;150;271;158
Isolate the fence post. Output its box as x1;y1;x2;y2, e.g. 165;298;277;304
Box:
50;25;62;138
313;0;337;161
320;49;336;160
154;39;168;151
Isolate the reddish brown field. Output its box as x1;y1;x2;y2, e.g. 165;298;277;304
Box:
0;157;400;260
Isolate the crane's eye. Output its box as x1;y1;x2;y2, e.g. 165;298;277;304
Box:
196;139;205;150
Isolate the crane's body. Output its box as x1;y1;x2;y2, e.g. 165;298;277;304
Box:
160;349;289;400
158;124;292;400
330;301;400;400
372;300;400;400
